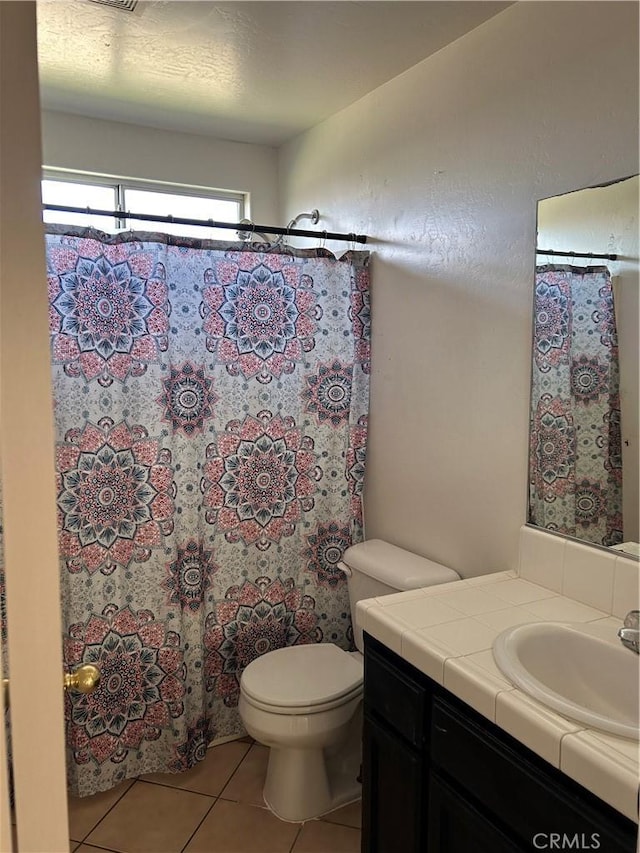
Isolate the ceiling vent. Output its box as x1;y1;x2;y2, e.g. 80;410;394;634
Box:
87;0;138;11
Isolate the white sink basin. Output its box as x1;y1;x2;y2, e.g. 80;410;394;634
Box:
493;622;639;740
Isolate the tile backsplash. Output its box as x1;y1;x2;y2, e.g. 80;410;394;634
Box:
518;526;639;618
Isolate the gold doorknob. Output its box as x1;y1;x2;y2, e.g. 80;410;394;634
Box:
64;664;101;694
2;664;101;707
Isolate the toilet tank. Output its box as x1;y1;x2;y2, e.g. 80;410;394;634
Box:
339;539;460;652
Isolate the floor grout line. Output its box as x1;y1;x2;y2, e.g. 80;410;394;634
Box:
72;739;255;849
135;777;222;800
216;742;260;801
103;742;251;802
69;738;362;853
73;778;137;845
178;794;219;853
288;823;304;853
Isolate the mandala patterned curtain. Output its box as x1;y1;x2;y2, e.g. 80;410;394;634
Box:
45;227;370;796
529;265;622;546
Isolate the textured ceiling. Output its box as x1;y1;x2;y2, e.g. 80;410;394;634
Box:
37;1;511;146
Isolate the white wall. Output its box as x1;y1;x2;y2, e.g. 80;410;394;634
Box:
278;2;639;577
537;177;639;543
41;110;279;223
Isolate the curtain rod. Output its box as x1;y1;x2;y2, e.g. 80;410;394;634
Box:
42;204;368;245
536;248;618;261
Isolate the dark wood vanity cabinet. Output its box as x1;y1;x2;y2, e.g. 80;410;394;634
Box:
362;634;637;853
362;642;428;852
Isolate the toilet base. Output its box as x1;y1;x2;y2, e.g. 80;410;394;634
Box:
263;736;362;823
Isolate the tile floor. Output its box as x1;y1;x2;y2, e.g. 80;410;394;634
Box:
67;738;362;853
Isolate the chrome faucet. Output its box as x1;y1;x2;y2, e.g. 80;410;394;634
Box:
618;610;640;654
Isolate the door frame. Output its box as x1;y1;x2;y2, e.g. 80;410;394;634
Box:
0;3;70;850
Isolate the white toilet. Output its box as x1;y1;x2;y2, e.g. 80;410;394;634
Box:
238;538;460;822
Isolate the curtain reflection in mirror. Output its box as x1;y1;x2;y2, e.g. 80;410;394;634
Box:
529;264;623;546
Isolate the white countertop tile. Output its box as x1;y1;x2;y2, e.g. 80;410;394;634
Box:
360;607;410;655
474;606;544;632
585;729;640;763
372;587;431;606
563;541;616;613
524;596;607;622
518;526;566;591
495;689;582;767
417;617;496;656
487;577;559;605
561;731;640;823
379;597;464;629
612;559;640;620
465;569;517;585
356;598;378;615
418;578;472;596
572;616;625;644
444;656;513;722
462;648;515;682
434;587;515;615
401;630;452;684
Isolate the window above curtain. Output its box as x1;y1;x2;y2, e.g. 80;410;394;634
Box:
41;170;246;240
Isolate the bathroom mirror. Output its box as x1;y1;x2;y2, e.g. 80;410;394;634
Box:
527;175;639;554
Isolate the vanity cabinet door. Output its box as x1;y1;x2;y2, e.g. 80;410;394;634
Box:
428;772;525;853
361;713;424;853
364;639;428;748
430;697;637;853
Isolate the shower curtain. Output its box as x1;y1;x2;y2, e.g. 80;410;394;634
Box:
529;265;622;546
45;227;370;796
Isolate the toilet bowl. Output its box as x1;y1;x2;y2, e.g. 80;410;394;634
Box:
239;643;363;822
238;539;460;822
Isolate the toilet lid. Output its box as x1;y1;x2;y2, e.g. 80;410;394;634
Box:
241;644;363;708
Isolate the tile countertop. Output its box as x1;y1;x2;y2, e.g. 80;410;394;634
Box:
356;570;640;824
